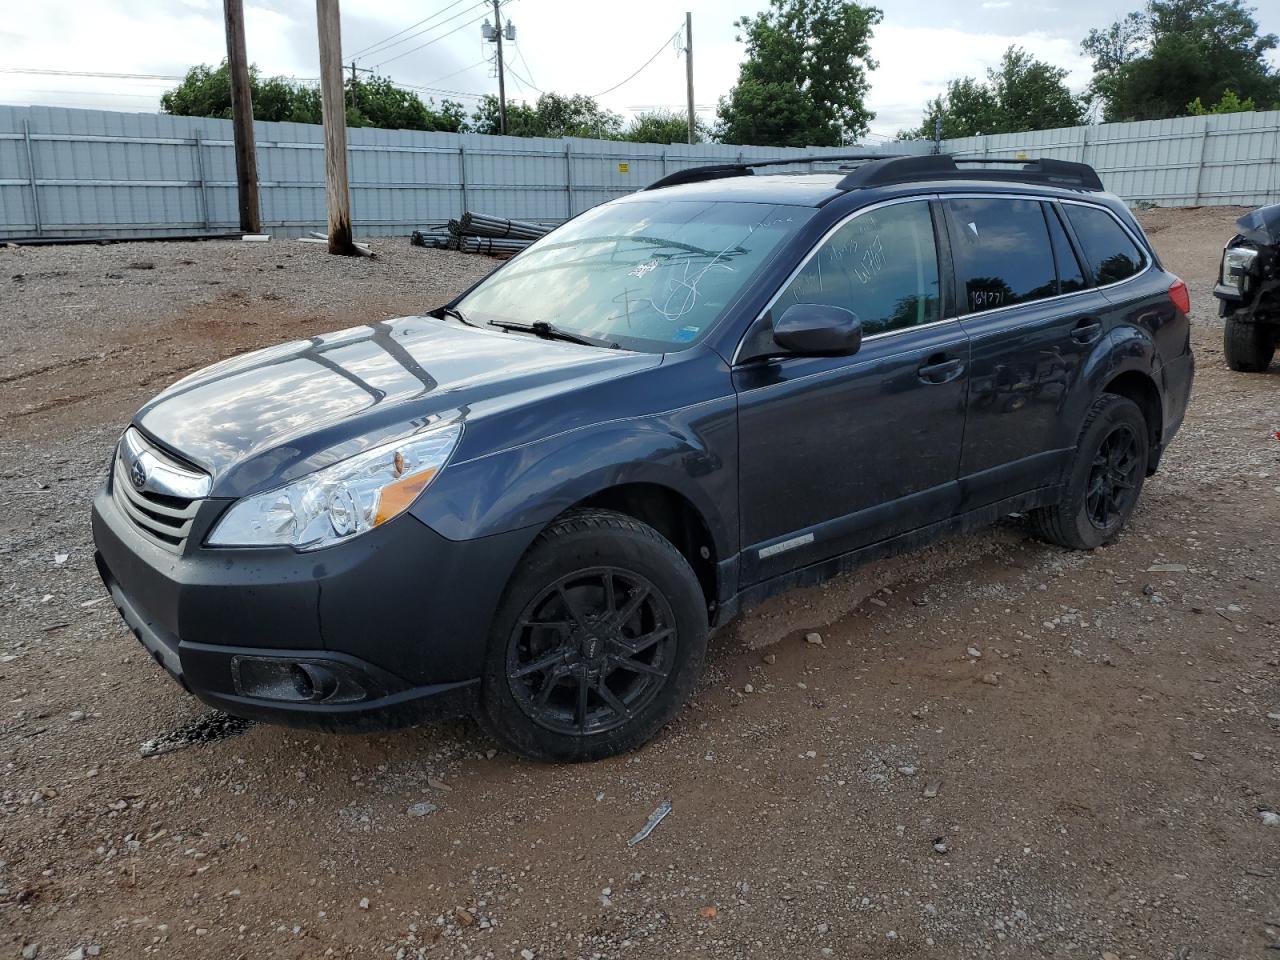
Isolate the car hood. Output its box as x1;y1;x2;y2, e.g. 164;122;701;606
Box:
135;316;659;496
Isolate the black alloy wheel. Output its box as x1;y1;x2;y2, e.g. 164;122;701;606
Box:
1084;423;1142;530
507;567;677;736
478;509;707;762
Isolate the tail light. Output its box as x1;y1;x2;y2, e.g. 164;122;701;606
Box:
1168;278;1191;315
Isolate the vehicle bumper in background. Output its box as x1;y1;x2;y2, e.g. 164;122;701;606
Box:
91;484;538;733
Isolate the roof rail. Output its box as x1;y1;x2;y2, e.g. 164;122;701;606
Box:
836;155;1104;192
643;153;906;191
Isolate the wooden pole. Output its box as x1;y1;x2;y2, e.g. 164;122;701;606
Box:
316;0;356;255
685;12;694;145
223;0;260;233
493;0;508;135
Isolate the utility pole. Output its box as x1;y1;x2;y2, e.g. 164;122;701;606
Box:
316;0;356;255
222;0;260;233
685;11;695;145
347;61;373;111
493;0;508;135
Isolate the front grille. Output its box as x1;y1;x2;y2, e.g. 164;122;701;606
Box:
111;429;210;553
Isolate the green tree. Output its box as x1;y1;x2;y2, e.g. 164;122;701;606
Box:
161;62;464;131
715;0;882;147
1082;0;1280;121
468;93;623;138
903;47;1083;139
621;109;708;144
1187;88;1258;113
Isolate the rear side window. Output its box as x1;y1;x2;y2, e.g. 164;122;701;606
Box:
944;198;1057;314
771;200;940;336
1062;204;1146;285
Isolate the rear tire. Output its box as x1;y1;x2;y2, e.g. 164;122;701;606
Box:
1224;316;1276;372
477;509;707;762
1031;394;1149;551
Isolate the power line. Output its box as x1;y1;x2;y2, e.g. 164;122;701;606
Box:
360;1;488;65
514;42;538;91
0;67;184;82
424;58;491;86
502;57;543;95
588;26;683;99
374;7;496;68
348;0;475;59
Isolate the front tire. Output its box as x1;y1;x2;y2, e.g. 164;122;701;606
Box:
1224;316;1276;372
478;509;708;762
1031;394;1149;551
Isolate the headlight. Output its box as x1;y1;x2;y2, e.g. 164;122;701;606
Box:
1221;245;1258;291
206;423;461;550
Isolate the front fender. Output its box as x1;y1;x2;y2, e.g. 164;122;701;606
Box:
412;394;740;559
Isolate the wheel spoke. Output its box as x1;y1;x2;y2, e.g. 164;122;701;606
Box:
534;665;569;706
595;679;631;720
557;585;591;632
576;671;591;732
602;573;617;614
607;654;668;678
511;647;568;680
609;586;650;631
613;627;672;656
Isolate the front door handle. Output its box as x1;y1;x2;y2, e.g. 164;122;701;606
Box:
918;354;964;384
1070;319;1103;344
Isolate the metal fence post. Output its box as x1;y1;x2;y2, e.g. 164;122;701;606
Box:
459;144;468;217
661;150;668;178
194;130;211;229
22;119;42;236
1269;123;1280;204
1191;117;1210;205
564;141;574;218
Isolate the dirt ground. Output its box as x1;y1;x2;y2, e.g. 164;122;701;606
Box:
1;208;1278;960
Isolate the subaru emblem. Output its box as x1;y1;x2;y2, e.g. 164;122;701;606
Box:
129;457;147;491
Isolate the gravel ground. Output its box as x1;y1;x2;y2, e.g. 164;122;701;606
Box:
2;211;1278;960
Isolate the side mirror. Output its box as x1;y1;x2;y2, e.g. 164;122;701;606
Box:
772;303;862;357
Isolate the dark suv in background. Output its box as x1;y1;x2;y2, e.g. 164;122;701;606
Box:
93;155;1193;761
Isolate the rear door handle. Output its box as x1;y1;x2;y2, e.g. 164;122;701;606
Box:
918;354;964;384
1070;319;1103;344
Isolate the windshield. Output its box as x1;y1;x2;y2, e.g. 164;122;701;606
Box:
457;199;815;352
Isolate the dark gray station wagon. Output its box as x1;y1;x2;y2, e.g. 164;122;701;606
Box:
93;155;1194;761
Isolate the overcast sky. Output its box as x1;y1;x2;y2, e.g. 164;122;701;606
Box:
1;0;1277;140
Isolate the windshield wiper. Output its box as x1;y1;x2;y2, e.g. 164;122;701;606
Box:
434;305;479;327
489;319;619;349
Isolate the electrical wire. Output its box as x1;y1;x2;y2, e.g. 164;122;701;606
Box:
514;42;538;91
587;26;683;99
349;0;478;60
360;2;490;64
502;58;543;95
0;67;184;81
424;57;491;86
375;7;497;69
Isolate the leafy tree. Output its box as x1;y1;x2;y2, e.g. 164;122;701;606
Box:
161;62;464;132
621;109;708;144
1187;88;1258;113
903;47;1084;139
468;93;623;138
715;0;882;147
1082;0;1280;121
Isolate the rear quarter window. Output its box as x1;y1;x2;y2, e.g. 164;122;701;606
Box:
1063;204;1147;285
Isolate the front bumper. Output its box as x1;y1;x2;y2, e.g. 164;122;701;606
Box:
91;482;538;732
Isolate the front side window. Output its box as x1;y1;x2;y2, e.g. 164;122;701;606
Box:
769;200;941;337
945;198;1058;314
1063;203;1147;286
457;199;814;353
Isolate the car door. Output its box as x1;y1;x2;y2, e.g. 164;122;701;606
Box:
944;196;1107;509
732;197;970;585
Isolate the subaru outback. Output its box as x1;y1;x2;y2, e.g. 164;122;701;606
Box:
92;154;1194;761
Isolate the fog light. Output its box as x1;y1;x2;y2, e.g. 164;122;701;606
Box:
231;656;366;704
